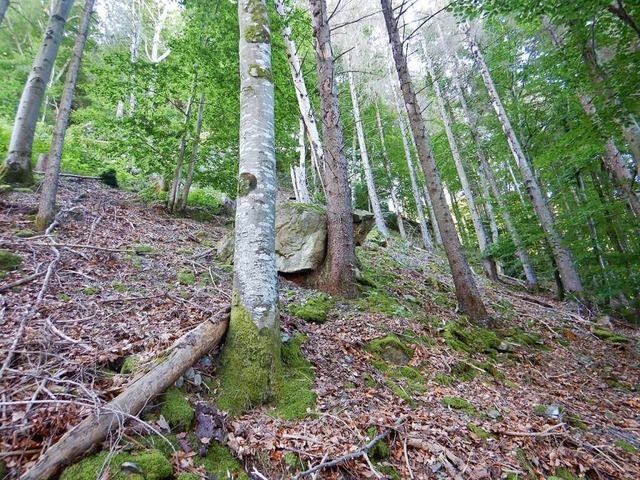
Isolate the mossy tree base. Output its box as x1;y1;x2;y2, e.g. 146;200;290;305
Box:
216;299;282;416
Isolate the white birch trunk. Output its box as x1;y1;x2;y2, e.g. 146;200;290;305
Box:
35;0;95;232
466;25;583;297
382;0;489;323
177;92;205;213
347;66;389;238
3;0;75;184
375;100;406;239
292;118;311;203
423;45;497;280
275;0;325;194
217;0;280;415
147;1;171;63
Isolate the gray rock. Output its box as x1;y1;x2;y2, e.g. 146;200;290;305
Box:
174;376;184;389
216;232;235;264
275;202;327;272
353;209;375;246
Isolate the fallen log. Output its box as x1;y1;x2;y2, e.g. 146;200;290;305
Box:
33;171;101;180
21;307;230;480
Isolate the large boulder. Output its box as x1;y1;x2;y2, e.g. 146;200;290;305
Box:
275;202;327;273
216;202;375;273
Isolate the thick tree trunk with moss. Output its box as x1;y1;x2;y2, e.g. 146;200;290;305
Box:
3;0;74;185
21;310;229;480
348;66;388;238
466;24;583;298
216;0;281;416
375;99;406;239
382;0;489;324
35;0;95;232
307;0;357;298
423;45;497;281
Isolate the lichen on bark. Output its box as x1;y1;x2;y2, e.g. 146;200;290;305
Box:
243;0;270;43
216;291;282;416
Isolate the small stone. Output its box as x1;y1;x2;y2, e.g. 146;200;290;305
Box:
281;332;292;344
120;462;144;475
344;355;353;363
429;462;443;473
193;373;202;387
596;315;613;328
487;409;502;420
497;341;519;353
174;377;184;389
184;367;195;380
200;356;213;368
545;405;562;421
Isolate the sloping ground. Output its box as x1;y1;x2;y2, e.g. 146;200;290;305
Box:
0;180;638;479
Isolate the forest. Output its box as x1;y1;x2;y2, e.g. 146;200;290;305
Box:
0;0;638;479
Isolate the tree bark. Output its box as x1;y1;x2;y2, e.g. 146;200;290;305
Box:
451;64;538;288
177;92;205;213
0;0;9;27
167;94;194;213
20;309;229;480
382;0;489;324
275;0;325;194
3;0;75;185
466;24;583;298
348;66;389;238
375;99;406;239
422;45;497;281
307;0;357;298
292;118;311;203
35;0;95;232
216;0;281;415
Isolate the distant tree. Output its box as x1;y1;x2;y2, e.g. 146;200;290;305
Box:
216;0;281;415
0;0;9;26
2;0;75;185
35;0;95;231
381;0;490;324
307;0;357;298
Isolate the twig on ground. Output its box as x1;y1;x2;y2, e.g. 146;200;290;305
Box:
45;317;94;351
0;270;45;292
501;423;565;437
403;437;414;479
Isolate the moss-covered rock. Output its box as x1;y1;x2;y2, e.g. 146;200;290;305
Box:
365;335;413;365
14;229;37;238
592;328;630;343
216;295;282;416
443;322;500;356
0;249;22;275
441;396;475;415
287;293;334;324
272;335;316;420
60;450;172;480
160;387;194;430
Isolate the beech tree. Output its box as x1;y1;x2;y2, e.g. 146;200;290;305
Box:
216;0;281;414
308;0;357;298
35;0;95;232
381;0;489;324
2;0;75;185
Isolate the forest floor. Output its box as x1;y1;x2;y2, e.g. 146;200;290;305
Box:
0;179;639;480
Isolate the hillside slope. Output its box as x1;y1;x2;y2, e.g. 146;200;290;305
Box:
1;180;638;479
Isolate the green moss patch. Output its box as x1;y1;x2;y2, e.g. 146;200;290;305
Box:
365;335;413;365
467;422;492;440
384;378;415;406
160;387;194;430
434;373;454;386
272;335;316;420
60;450;172;480
120;356;139;375
14;229;37;238
217;298;282;416
81;286;100;295
614;439;638;454
592;328;630;343
194;440;249;480
0;249;22;274
177;268;195;285
287;292;334;324
441;396;475;415
367;427;390;459
443;322;500;356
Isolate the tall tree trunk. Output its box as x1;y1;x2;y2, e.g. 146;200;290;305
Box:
382;0;489;324
0;0;9;26
275;0;325;194
422;45;497;281
167;94;194;213
2;0;75;185
347;66;389;238
308;0;357;298
177;92;205;213
375;99;406;239
35;0;95;232
291;118;311;203
451;65;538;288
216;0;280;416
466;25;584;298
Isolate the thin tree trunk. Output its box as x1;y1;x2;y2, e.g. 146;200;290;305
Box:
35;0;95;232
167;94;194;213
347;66;388;238
308;0;357;298
3;0;75;185
275;0;325;194
466;24;583;298
292;118;311;203
177;92;205;213
451;65;538;288
216;0;280;415
375;99;406;239
0;0;9;26
382;0;489;324
423;46;497;281
448;188;470;247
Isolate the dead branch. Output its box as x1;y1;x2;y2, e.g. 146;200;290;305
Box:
20;307;230;480
0;270;45;292
501;423;566;437
33;171;101;180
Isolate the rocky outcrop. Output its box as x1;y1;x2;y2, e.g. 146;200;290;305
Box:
217;202;375;273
